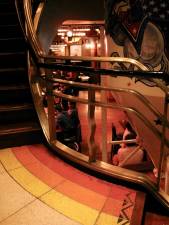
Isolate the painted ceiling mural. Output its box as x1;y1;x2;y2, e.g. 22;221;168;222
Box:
105;0;169;73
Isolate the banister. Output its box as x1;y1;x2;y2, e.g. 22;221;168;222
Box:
19;0;169;210
42;76;169;129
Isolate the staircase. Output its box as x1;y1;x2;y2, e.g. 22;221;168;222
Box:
0;0;44;149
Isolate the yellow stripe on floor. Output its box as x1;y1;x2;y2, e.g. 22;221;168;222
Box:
40;189;99;225
0;149;51;197
0;148;22;170
0;148;119;225
10;167;51;197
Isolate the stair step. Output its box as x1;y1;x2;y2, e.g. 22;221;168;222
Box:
0;103;34;111
0;85;33;104
0;0;22;3
0;52;27;68
0;122;41;134
0;25;23;39
0;84;29;91
0;0;16;2
0;103;38;124
0;1;23;13
0;0;45;149
0;38;26;52
0;13;21;26
0;2;16;13
0;68;28;85
0;122;44;149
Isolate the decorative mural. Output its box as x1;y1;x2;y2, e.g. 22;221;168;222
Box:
105;0;169;74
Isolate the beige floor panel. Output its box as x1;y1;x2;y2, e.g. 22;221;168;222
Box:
41;189;99;225
10;167;52;197
0;150;22;171
0;163;5;174
0;172;35;222
0;199;81;225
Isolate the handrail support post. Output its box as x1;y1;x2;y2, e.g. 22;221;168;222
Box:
88;89;97;162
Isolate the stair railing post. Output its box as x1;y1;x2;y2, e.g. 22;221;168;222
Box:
46;70;56;142
88;89;97;162
101;82;108;163
157;93;169;190
165;156;169;194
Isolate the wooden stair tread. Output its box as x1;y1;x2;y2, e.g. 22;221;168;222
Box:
0;24;18;27
0;0;45;149
0;103;34;111
0;122;41;135
0;67;25;72
0;51;25;56
0;84;29;90
0;37;24;41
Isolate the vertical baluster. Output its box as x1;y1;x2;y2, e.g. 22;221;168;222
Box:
165;156;169;194
46;70;56;142
101;89;108;162
157;94;168;190
100;26;109;162
88;89;97;162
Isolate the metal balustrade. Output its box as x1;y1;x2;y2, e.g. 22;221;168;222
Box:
14;0;169;209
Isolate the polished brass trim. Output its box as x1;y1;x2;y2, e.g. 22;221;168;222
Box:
22;0;169;210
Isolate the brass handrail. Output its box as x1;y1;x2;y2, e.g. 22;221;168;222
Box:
45;76;169;130
20;0;169;210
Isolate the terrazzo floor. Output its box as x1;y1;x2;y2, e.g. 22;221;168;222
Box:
0;144;144;225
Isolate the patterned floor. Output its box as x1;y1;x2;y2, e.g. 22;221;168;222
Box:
0;144;144;225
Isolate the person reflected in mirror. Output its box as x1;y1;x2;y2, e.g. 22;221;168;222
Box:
111;120;137;161
112;133;144;167
67;101;82;151
55;104;72;142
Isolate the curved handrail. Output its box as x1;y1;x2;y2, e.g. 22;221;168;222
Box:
22;0;169;145
46;75;169;130
23;0;45;57
41;77;169;167
17;0;169;210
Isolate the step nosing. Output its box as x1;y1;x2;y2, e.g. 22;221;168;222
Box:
0;52;25;56
0;104;34;111
0;127;41;135
0;37;24;40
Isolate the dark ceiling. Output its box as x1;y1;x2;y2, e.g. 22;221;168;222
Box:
37;0;105;53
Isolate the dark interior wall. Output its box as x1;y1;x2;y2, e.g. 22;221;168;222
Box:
37;0;105;53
